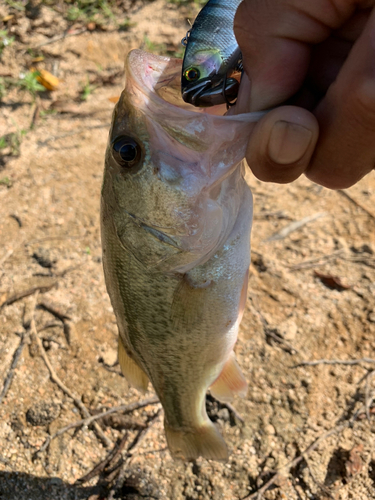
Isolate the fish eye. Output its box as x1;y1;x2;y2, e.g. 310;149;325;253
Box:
184;67;200;82
112;136;141;168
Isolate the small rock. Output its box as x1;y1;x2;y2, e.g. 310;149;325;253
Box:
351;243;373;254
264;424;276;435
217;408;230;422
368;311;375;323
99;346;117;366
26;401;60;426
32;247;56;268
279;319;298;341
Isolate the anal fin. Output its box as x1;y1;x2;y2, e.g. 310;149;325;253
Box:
210;352;248;402
118;337;149;393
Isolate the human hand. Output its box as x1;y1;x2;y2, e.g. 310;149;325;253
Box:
233;0;375;189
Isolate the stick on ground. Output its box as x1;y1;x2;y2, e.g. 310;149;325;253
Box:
0;294;38;405
30;311;112;448
36;396;159;455
0;282;57;309
294;358;375;368
0;330;30;405
75;432;128;485
266;212;326;242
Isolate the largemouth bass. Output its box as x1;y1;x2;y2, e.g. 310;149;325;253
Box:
181;0;242;106
101;50;262;461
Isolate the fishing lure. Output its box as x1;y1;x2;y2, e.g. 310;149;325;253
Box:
181;0;243;107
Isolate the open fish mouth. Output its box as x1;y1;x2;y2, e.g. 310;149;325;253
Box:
125;49;263;121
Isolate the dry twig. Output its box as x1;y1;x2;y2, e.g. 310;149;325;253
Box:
287;249;345;271
222;401;244;423
33;28;87;48
338;190;375;220
265;327;298;355
0;331;29;405
30;312;112;448
76;432;128;485
36;396;159;455
266;212;326;242
244;422;349;499
107;409;162;500
38;299;75;345
294;358;375;368
0;294;38;405
0;282;57;309
246;358;375;498
365;370;375;421
0;248;13;267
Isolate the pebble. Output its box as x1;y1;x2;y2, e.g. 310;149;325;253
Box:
26;401;61;426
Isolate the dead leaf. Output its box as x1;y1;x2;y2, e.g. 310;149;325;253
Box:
345;444;364;478
108;96;119;103
30;67;59;91
314;271;351;290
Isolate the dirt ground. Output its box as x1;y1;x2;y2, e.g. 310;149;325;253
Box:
1;1;375;499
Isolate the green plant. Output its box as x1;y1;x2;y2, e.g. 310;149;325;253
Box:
4;0;25;11
0;177;12;187
66;0;116;23
80;78;95;100
118;18;135;31
0;30;15;56
0;78;6;101
143;35;167;55
17;71;46;99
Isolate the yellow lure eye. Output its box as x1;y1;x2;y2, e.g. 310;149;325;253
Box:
184;67;200;82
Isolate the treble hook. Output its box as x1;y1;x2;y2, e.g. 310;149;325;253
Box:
221;73;237;109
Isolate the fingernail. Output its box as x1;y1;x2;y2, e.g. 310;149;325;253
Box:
268;121;312;164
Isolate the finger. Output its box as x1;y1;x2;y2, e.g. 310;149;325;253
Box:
234;0;370;110
306;7;375;188
245;106;319;183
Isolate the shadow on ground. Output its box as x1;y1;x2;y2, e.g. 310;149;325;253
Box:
0;472;99;500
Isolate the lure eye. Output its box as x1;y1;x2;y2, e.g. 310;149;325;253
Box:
184;67;200;82
112;136;141;168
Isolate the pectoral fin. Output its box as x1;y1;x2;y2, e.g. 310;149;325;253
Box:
118;337;149;393
209;352;248;402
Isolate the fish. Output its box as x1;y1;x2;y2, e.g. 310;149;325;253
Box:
181;0;243;107
101;49;263;461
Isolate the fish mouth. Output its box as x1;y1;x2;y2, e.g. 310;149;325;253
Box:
125;50;265;120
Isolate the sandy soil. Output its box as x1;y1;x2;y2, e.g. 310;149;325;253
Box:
1;1;375;499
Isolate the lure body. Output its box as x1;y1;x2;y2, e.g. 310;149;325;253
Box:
181;0;242;107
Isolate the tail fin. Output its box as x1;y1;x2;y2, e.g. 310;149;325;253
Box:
209;351;248;402
165;420;228;461
118;337;149;393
